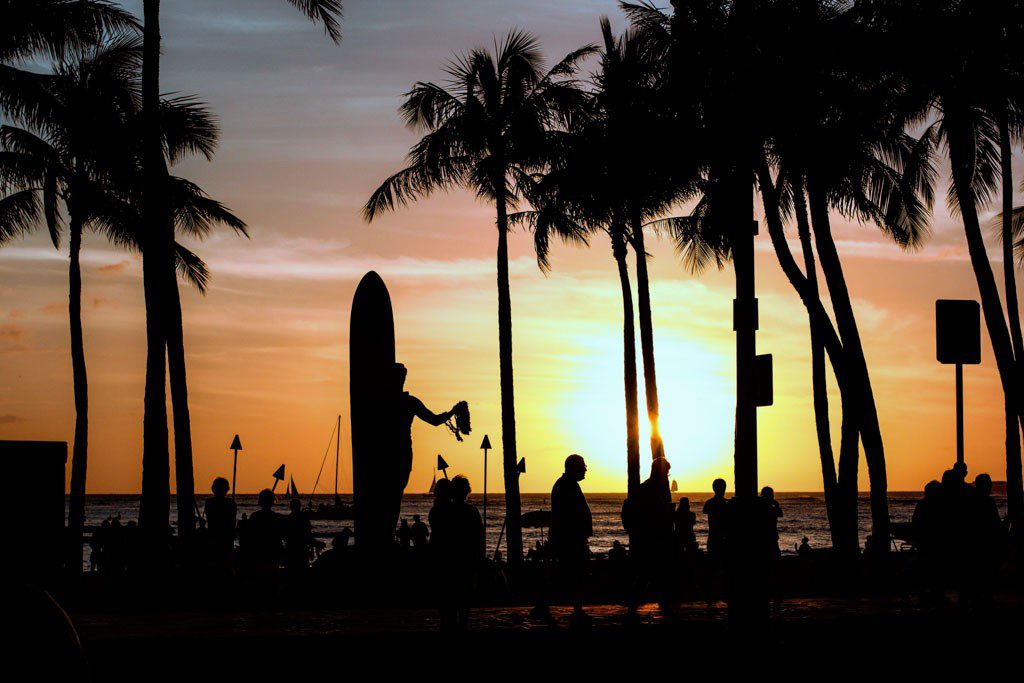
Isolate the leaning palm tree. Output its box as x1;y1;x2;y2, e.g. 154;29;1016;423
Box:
0;35;244;569
138;0;341;543
364;32;594;565
866;0;1024;519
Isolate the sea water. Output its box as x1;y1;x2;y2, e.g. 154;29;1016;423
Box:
74;491;1009;571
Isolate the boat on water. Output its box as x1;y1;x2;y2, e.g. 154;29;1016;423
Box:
421;471;437;498
306;415;356;521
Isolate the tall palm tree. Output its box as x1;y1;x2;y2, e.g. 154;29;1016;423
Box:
138;0;341;543
0;36;243;569
867;0;1024;519
1;0;139;572
0;35;139;571
364;32;594;565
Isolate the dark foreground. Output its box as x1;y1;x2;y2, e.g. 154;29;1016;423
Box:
69;594;1024;679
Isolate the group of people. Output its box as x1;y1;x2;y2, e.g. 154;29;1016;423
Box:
204;478;320;576
912;462;1005;607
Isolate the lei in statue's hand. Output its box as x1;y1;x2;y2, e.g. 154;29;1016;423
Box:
445;400;471;441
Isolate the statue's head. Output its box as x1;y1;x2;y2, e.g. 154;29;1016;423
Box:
392;363;408;391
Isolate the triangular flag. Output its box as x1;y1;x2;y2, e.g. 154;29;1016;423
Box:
229;434;242;451
480;434;492;450
517;457;526;474
437;454;449;471
272;464;286;481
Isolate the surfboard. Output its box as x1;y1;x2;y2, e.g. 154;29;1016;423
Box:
349;271;397;549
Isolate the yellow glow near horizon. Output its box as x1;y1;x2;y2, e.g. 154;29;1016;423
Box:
558;329;735;492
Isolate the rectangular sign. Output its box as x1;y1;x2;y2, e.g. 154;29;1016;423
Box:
936;299;981;365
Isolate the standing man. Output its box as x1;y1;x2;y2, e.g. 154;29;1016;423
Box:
204;477;237;575
550;454;593;623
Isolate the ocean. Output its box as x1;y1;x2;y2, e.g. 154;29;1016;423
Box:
75;491;1010;570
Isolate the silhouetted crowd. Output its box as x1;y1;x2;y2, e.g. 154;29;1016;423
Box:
79;457;1021;630
912;462;1005;609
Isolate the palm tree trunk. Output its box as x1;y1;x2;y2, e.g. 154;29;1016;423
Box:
166;272;195;535
613;228;642;495
756;160;849;551
999;112;1024;361
791;177;837;535
629;210;664;460
495;188;522;566
66;204;88;573
807;182;890;551
138;0;171;545
948;116;1024;519
998;113;1024;467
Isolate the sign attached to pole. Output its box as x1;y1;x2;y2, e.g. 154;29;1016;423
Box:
936;299;981;466
755;353;773;407
936;300;981;365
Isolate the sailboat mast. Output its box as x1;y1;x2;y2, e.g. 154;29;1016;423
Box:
334;414;341;505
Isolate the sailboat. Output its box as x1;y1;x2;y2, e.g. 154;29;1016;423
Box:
423;470;437;497
671;479;679;493
288;476;300;499
308;414;355;520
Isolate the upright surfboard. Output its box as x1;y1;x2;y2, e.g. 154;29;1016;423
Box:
349;271;397;549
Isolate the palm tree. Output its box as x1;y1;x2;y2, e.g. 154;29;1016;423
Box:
364;32;594;565
138;0;341;543
867;0;1024;519
1;0;138;63
0;36;244;569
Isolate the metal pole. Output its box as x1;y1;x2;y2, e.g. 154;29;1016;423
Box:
956;363;964;465
483;446;488;533
231;450;238;499
334;414;341;505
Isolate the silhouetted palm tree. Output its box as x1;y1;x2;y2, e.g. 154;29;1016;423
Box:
0;36;243;569
867;0;1024;518
0;0;138;63
138;0;341;542
365;32;594;565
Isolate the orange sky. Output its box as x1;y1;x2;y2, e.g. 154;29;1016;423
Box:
0;0;1018;494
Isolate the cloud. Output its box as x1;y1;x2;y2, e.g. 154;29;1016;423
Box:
0;414;22;425
195;234;533;284
98;260;132;275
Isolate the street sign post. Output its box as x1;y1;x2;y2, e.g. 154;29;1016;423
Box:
936;300;981;465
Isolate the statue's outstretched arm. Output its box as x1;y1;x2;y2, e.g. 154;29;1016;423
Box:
410;396;453;427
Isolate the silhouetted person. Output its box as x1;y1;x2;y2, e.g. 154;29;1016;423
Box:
441;475;483;632
243;489;283;575
397;518;412;550
204;477;237;574
913;480;944;605
674;497;697;555
284;498;313;574
760;486;783;557
797;536;811;557
549;454;593;622
410;514;429;552
626;457;676;619
964;473;1003;608
703;478;730;562
313;528;352;575
429;477;453;553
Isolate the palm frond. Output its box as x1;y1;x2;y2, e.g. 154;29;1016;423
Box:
0;188;42;244
285;0;343;43
174;242;210;293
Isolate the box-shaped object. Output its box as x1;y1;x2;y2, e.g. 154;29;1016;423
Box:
936;300;981;365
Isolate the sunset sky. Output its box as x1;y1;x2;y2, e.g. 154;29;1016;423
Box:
0;0;1019;495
